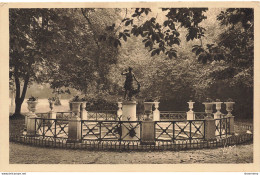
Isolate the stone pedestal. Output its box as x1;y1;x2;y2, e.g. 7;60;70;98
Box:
214;101;223;119
26;112;39;136
47;111;56;127
25;101;38;133
186;111;195;120
122;101;137;121
141;121;155;145
229;116;235;135
205;118;216;140
117;102;123;119
121;101;140;140
80;102;88;120
153;102;160;121
214;111;222;119
67;117;81;143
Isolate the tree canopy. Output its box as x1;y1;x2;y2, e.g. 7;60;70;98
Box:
10;8;253;119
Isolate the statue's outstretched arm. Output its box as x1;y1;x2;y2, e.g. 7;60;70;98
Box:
121;70;128;75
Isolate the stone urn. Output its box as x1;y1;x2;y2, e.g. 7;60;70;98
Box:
187;100;195;111
27;101;38;114
70;102;82;117
202;102;214;118
144;102;154;121
224;101;235;117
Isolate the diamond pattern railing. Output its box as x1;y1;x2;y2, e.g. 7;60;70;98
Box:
160;111;186;120
32;115;233;143
87;110;118;120
35;118;69;139
194;112;207;120
155;120;205;141
81;120;141;141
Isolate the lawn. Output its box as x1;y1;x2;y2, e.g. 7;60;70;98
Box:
9;142;252;164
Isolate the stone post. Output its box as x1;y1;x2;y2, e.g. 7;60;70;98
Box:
204;118;216;140
214;101;223;119
117;102;123;119
214;101;222;135
121;101;140;140
229;116;235;135
67;102;82;143
224;101;235;135
47;110;56;127
187;101;195;120
141;102;155;145
153;102;160;121
26;101;39;136
80;102;88;120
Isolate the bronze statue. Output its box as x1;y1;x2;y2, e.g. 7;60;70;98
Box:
121;67;140;100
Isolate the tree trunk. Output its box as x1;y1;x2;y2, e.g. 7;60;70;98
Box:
14;99;22;115
13;72;29;117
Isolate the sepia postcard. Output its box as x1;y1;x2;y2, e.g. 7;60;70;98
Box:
0;1;260;172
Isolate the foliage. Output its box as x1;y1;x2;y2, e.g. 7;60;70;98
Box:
10;8;121;115
100;8;208;59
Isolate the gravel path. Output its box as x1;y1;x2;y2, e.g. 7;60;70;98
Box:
9;142;253;164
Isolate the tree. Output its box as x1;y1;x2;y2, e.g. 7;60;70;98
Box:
10;8;121;116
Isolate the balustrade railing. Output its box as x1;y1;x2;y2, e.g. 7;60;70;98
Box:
160;111;186;120
56;112;72;120
194;112;207;120
87;110;118;120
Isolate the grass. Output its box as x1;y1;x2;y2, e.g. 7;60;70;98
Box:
9;142;253;164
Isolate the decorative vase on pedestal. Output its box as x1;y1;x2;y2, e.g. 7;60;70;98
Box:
70;102;82;118
26;100;38;136
224;102;235;117
187;100;195;120
202;102;214;118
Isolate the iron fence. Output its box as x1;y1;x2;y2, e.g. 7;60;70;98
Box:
215;117;230;137
10;133;253;151
160;111;186;120
87;110;118;120
29;116;233;143
194;112;207;120
81;120;142;141
155;120;205;141
35;118;69;139
56;112;72;120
